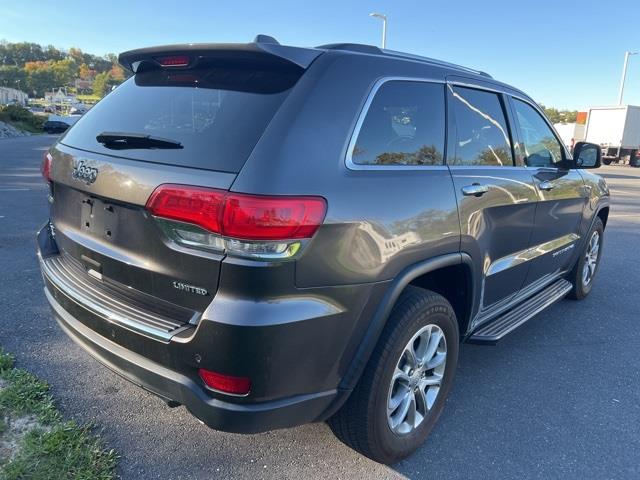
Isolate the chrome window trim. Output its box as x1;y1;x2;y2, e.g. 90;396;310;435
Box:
447;80;572;166
446;81;518;169
344;76;448;171
508;95;573;163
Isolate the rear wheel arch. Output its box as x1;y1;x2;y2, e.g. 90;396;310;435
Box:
336;253;475;395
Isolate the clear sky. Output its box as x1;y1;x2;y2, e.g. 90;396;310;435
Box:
1;0;639;110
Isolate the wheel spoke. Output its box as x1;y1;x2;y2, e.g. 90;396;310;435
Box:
391;393;412;428
404;345;419;370
425;386;440;410
427;352;446;370
388;386;410;413
386;323;448;435
419;373;442;388
415;385;428;411
393;366;410;384
406;393;417;427
423;329;442;364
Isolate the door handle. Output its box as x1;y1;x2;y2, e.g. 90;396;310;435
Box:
461;183;489;197
538;180;556;191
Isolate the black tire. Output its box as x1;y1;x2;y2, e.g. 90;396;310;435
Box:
328;286;459;464
568;217;604;300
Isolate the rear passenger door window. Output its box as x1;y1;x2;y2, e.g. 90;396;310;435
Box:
449;86;513;166
349;81;445;167
511;99;564;167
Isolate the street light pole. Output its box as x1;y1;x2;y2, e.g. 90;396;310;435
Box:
369;13;387;49
618;51;637;105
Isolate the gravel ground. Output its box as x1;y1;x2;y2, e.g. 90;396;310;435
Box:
1;135;639;479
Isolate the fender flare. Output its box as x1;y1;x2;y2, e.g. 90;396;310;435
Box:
320;252;474;420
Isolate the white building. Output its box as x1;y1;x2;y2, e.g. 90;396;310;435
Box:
0;87;28;106
44;88;77;104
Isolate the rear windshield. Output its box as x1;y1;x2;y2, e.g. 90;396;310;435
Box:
61;61;302;172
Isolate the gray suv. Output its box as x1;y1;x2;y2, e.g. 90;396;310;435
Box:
37;36;610;464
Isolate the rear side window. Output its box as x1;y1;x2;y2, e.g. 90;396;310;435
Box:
349;81;445;166
512;99;564;167
449;86;513;166
61;62;301;172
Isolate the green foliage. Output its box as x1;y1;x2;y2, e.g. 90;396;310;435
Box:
0;366;59;424
540;104;578;124
0;348;14;372
1;423;118;480
0;41;128;97
0;347;117;479
92;71;111;97
0;105;45;132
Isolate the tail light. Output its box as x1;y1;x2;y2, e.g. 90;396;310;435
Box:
41;151;53;182
146;184;327;260
198;369;251;396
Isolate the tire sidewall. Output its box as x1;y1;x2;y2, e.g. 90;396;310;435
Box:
574;218;604;298
371;299;459;462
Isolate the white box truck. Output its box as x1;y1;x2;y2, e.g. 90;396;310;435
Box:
553;122;585;150
584;105;640;164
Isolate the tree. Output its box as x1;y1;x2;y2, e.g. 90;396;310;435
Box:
26;68;56;97
92;71;111;97
0;66;27;89
79;63;95;80
51;58;77;86
540;104;578;124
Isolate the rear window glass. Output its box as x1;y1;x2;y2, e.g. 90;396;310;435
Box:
61;61;301;172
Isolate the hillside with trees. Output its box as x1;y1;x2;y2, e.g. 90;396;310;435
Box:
0;41;128;98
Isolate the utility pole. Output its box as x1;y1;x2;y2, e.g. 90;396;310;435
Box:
369;13;387;49
618;51;637;105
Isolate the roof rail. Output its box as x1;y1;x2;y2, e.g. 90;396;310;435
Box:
317;43;493;79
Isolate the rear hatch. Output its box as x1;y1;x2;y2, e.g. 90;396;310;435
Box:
46;42;316;336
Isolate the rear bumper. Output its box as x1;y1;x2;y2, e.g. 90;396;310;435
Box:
44;286;338;433
36;222;356;433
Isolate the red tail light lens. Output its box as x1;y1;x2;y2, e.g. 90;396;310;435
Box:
146;185;327;241
41;151;52;182
198;368;251;395
222;194;326;240
156;55;190;67
146;186;225;233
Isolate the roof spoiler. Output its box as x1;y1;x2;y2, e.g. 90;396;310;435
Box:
119;35;322;73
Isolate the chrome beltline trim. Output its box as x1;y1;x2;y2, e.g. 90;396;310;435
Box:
486;233;580;277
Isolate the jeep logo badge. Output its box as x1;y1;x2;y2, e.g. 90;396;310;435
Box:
71;160;98;185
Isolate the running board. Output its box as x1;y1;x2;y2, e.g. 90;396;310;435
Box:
468;279;572;344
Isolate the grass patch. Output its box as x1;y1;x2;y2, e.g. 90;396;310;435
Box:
0;347;117;479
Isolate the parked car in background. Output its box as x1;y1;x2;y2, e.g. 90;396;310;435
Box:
37;35;610;464
43;120;70;134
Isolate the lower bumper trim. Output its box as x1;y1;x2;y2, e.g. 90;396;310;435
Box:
45;287;338;434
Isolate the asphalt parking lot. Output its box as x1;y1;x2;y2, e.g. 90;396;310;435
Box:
1;134;639;479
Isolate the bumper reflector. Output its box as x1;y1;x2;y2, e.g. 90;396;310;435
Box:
198;368;251;396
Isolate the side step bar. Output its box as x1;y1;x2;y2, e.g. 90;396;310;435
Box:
468;279;573;344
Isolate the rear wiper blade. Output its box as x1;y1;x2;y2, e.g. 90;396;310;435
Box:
96;132;183;150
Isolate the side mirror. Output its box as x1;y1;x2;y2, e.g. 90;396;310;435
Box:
573;142;601;169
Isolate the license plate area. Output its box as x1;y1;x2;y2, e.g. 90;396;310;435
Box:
80;196;118;241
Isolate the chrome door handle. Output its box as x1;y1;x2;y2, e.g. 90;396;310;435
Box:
538;180;556;191
461;184;489;197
